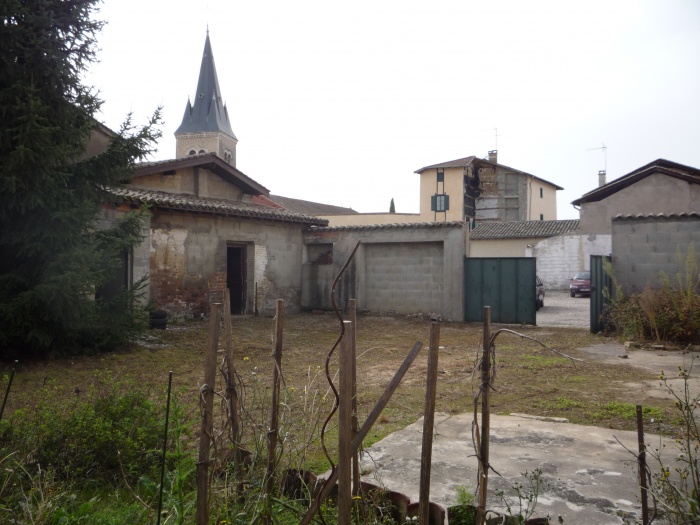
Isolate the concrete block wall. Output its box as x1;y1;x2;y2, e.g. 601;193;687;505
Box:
364;242;443;314
303;223;467;321
612;215;700;295
527;234;611;289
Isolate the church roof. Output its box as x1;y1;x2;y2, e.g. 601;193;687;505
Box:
175;32;236;139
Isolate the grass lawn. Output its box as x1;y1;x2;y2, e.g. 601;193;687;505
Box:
2;312;678;474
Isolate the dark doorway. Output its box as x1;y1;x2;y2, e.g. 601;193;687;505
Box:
227;246;246;314
96;250;129;302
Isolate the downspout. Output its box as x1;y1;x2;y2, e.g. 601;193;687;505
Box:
528;175;533;221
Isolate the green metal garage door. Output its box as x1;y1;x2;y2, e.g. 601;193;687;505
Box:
590;255;612;333
464;257;537;324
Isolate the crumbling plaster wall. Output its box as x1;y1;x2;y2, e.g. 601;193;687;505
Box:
149;210;305;317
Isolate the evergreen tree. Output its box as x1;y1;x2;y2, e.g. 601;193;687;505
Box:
0;1;161;356
389;198;396;213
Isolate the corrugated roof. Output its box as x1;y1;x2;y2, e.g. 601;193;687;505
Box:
469;219;580;239
414;155;564;190
109;187;328;226
572;159;700;206
309;221;465;232
269;194;358;215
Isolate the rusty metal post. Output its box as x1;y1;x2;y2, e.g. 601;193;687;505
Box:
349;299;360;496
338;320;354;525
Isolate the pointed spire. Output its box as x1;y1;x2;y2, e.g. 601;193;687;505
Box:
175;33;236;139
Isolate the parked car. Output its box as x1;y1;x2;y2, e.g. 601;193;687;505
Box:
536;275;545;310
569;271;591;297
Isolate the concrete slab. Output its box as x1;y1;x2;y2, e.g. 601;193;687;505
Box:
359;413;672;524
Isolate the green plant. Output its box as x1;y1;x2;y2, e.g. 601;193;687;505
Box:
603;245;700;344
0;376;164;485
0;0;161;358
592;401;663;421
640;366;700;524
456;485;476;506
493;469;554;524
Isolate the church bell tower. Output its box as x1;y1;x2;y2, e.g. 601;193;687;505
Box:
175;32;238;165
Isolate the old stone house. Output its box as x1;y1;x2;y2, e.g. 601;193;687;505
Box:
102;33;326;318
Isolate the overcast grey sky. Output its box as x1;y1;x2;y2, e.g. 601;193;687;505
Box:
87;0;700;220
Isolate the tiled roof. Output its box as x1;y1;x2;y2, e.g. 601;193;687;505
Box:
269;194;358;216
414;155;564;190
469;219;580;239
572;159;700;206
309;221;465;232
135;153;269;195
613;212;700;220
109;187;328;226
415;156;477;172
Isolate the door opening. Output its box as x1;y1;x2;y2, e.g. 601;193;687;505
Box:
227;246;246;314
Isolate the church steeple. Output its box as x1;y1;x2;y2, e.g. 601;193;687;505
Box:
175;32;238;165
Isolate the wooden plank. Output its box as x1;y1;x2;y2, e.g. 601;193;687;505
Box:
419;322;440;525
222;289;239;447
637;405;649;525
338;320;354;525
477;306;491;525
196;302;220;525
299;340;423;525
263;299;284;524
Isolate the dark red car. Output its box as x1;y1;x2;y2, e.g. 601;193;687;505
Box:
569;271;591;297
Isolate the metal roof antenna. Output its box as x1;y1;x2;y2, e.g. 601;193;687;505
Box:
587;143;607;187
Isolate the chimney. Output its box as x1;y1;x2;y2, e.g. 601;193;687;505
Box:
598;170;606;187
488;150;498;163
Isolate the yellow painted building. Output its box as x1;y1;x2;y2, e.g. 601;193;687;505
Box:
415;151;562;223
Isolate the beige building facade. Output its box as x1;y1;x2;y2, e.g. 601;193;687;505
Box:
415;151;562;224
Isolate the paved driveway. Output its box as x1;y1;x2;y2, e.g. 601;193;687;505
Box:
537;289;589;328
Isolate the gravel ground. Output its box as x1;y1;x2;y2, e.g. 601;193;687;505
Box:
536;288;590;328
